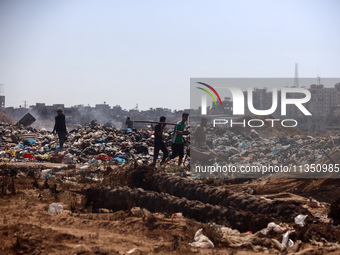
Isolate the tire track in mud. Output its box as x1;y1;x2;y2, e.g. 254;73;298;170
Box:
83;186;272;232
135;169;310;224
85;166;311;232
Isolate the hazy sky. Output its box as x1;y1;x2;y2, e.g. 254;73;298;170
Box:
0;0;339;111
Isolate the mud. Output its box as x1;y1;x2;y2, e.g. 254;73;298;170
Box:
294;222;340;243
0;223;79;254
1;163;340;254
83;186;267;232
329;196;340;225
115;165;311;225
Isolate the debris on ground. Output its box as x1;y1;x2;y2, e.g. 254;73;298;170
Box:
0;115;340;254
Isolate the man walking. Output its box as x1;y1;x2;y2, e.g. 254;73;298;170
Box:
168;112;189;166
53;108;67;150
152;116;168;166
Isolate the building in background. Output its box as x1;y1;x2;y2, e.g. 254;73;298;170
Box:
0;84;5;108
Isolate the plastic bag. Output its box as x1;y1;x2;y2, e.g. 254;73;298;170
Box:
47;203;63;215
282;231;294;248
261;222;283;235
189;228;214;249
294;215;307;227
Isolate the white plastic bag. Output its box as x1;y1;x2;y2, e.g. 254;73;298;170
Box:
261;222;283;235
189;228;214;249
294;215;307;227
47;203;63;215
282;231;294;248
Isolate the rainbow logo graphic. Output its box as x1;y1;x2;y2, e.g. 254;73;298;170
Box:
196;82;223;106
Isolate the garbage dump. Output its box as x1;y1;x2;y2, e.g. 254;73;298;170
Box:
1;114;340;172
0;122;166;165
190;115;340;178
1;114;340;254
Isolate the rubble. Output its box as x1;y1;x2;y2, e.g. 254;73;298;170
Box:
1;114;339;178
1;114;340;254
191;115;340;178
0;122;165;166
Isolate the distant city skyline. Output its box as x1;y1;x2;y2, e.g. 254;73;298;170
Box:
1;0;339;110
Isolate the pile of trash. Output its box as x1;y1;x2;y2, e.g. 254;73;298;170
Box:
192;118;340;173
209;132;338;164
0;122;172;166
2;115;340;172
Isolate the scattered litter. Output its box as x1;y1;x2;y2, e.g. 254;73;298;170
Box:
126;248;143;254
172;212;184;219
314;212;333;224
260;222;284;235
47;203;63;215
281;230;294;248
295;215;307;227
131;207;143;217
189;228;214;249
73;244;91;254
307;197;321;208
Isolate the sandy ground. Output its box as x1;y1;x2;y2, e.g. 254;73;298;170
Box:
1;162;340;255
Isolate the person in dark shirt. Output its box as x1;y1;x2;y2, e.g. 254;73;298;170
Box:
152;116;168;166
194;117;207;148
53;108;67;150
125;117;133;129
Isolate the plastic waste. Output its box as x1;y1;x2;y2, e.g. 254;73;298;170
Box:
220;227;240;235
126;248;142;254
130;207;143;217
41;169;52;179
73;244;91;253
94;154;112;161
95;138;106;143
114;157;126;164
281;231;294;248
47;203;63;215
294;215;307;227
189;228;214;249
63;154;74;164
307;197;320;208
172;212;184;219
43;145;51;152
261;222;283;235
238;141;246;148
22;152;35;159
27;138;36;144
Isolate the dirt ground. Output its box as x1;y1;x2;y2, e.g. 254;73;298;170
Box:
1;163;340;255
